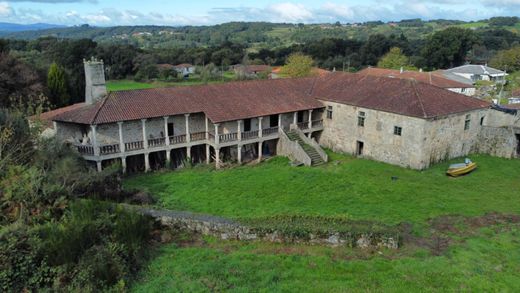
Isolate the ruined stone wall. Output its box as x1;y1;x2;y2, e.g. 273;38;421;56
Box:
319;101;428;169
56;122;87;144
422;109;487;166
135;207;400;249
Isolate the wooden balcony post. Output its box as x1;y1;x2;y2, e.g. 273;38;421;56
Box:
163;116;170;145
258;117;263;138
141;119;148;149
214;124;220;144
91;124;99;156
237;120;242;141
144;152;150;172
308;109;313;129
117;122;125;153
185;114;191;143
215;147;220;169
121;156;127;174
205;115;209;140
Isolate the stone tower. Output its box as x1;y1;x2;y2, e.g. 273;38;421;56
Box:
84;57;107;105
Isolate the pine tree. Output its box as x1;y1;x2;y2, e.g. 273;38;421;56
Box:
47;62;70;107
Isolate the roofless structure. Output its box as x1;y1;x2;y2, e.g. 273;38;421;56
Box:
39;59;520;173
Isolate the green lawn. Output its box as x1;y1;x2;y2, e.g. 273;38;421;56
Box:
132;226;520;292
126;152;520;291
124;152;520;226
106;75;235;92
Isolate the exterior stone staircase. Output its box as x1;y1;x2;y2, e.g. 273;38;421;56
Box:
286;130;325;166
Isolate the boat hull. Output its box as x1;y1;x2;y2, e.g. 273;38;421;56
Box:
447;162;477;177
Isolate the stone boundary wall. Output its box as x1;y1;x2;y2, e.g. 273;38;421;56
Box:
474;126;518;158
131;206;399;249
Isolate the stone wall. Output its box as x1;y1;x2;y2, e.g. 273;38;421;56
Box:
474;126;519;158
134;206;400;249
319;101;429;169
56;122;88;144
277;129;312;166
422;109;487;166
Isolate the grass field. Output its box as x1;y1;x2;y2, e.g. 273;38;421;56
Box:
124;152;520;226
125;152;520;291
106;75;235;92
132;226;520;292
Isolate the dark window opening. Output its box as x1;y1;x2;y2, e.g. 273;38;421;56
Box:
480;116;485;126
244;119;251;132
167;123;174;136
297;111;304;123
464;114;471;131
326;106;333;119
358;111;366;127
356;141;364;156
269;114;278;127
394;126;402;136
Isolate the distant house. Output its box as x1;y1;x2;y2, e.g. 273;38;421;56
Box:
509;89;520;104
173;63;196;77
442;65;507;84
357;67;476;96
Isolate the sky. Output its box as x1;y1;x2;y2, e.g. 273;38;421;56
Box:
0;0;519;26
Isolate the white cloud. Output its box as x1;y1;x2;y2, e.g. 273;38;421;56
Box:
267;3;313;22
0;2;13;17
320;2;354;19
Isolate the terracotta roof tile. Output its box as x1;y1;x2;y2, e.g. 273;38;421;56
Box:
51;73;490;125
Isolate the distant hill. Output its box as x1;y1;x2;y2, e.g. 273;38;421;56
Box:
0;22;66;33
1;18;519;50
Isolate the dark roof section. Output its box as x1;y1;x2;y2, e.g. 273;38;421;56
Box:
357;67;474;89
52;73;490;125
313;73;489;119
53;78;323;125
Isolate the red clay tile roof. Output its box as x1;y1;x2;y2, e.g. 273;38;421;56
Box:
313;73;489;119
53;78;323;125
357;67;474;89
51;72;490;125
32;103;87;126
173;63;194;68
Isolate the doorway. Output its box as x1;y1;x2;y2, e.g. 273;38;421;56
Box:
356;141;364;156
167;123;174;136
297;111;304;123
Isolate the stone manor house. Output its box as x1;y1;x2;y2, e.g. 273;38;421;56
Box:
38;58;520;173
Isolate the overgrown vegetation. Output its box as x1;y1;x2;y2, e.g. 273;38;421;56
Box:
0;108;154;292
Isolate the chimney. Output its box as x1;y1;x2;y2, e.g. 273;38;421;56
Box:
84;57;107;105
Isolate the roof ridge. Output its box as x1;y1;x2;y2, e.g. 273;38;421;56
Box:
90;93;110;124
411;80;428;118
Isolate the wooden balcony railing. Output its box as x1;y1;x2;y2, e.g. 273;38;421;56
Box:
76;145;94;155
312;119;323;128
148;137;166;148
170;134;186;145
125;141;144;151
242;130;259;140
219;132;238;143
263;127;279;136
100;144;120;155
297;121;309;130
190;132;206;142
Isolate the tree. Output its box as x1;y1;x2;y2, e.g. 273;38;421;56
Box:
47;62;70;107
280;53;314;78
377;47;412;70
421;27;477;69
489;46;520;72
0;53;44;109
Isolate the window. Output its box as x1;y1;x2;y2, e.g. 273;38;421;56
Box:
480;116;485;126
358;111;366;127
394;126;402;136
461;88;466;93
464;114;471;130
244;118;251;132
326;106;333;119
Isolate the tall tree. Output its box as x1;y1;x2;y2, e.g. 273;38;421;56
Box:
377;47;412;70
421;27;477;69
47;62;69;107
280;53;314;78
489;46;520;72
0;53;44;109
